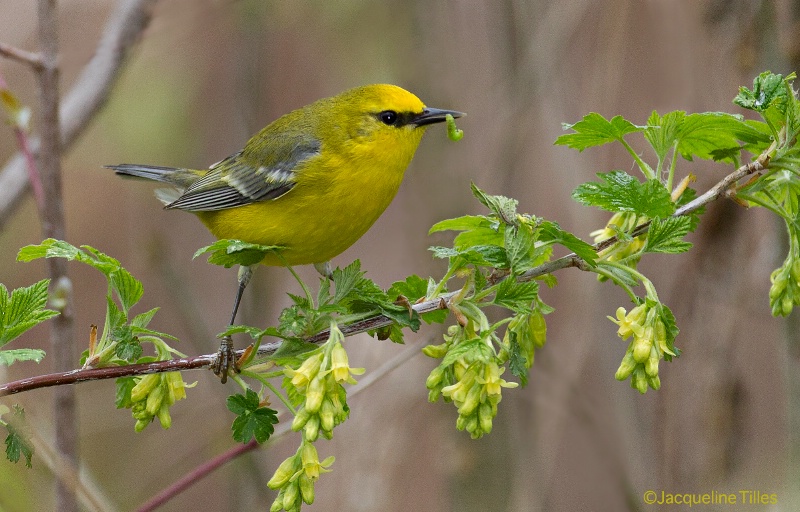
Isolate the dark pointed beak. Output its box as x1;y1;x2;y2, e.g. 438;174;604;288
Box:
412;107;466;127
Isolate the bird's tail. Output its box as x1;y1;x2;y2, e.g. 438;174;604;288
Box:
108;164;205;206
106;164;202;188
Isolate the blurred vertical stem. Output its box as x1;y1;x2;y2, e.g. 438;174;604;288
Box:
37;1;77;512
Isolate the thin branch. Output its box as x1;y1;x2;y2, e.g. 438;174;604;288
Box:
0;41;43;69
0;0;159;230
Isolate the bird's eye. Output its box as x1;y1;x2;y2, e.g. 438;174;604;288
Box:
378;110;398;125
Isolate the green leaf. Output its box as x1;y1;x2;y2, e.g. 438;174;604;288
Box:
193;239;283;268
493;279;539;313
0;349;46;365
643;110;684;163
555;113;642;151
115;377;137;409
331;261;364;304
227;389;279;444
572;171;675;218
538;221;597;266
677;112;765;162
507;332;529;386
505;224;537;275
643;217;694;254
4;406;33;468
441;338;493;367
0;279;58;350
130;308;159;329
657;303;681;361
388;275;428;302
734;71;791;113
429;215;492;234
470;183;518;224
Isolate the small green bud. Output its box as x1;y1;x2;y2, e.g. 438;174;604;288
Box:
529;311;547;348
647;374;661;391
422;342;449;359
292;406;311;431
282;481;299;510
615;350;637;380
157;402;172;429
426;365;446;389
304;376;326;414
145;383;165;416
299;473;315;505
130;373;160;403
268;455;300;489
632;333;652;363
645;345;659;377
631;366;648;394
478;402;493;434
458;384;482;417
304;415;320;442
319;398;335;432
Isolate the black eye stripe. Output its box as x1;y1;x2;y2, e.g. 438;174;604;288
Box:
376;111;416;127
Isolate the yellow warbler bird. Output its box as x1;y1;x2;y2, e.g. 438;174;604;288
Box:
109;84;464;381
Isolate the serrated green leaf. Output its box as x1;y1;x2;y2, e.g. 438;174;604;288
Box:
0;349;46;365
505;224;536;275
441;338;491;367
643;217;694;254
644;110;684;163
572;171;675;218
4;406;33;468
227;389;278;444
331;261;364;304
388;275;428;302
453;226;505;249
17;239;83;263
130;308;159;329
429;215;492;234
0;280;59;349
493;279;539;313
470;183;518;224
115;377;137;409
507;332;529;386
734;71;791;113
538;221;597;266
555;112;643;151
677;112;765;162
193;239;282;268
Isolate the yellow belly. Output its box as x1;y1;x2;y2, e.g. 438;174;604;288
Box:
196;153;408;266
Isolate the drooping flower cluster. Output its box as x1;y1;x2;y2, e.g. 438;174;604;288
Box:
769;255;800;316
425;326;518;439
267;441;334;512
282;336;362;443
127;371;191;431
609;302;677;393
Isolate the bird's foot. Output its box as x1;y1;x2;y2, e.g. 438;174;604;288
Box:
212;335;239;384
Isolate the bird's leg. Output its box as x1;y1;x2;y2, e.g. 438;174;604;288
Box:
212;265;254;383
314;261;333;279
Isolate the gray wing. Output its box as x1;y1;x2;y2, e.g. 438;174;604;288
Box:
166;137;321;212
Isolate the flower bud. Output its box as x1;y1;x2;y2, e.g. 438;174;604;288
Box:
645;345;659;377
130;373;161;403
422;342;449;359
632;334;652;364
478;402;494;434
299;473;315;505
304;415;320;442
292;406;311;431
145;383;165;416
157;403;172;429
319;398;335;432
304;376;326;414
268;455;300;489
615;350;637;380
282;481;299;510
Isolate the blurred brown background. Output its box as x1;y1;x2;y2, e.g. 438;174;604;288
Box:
2;1;799;510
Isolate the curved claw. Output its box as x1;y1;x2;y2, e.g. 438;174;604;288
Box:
212;335;239;384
